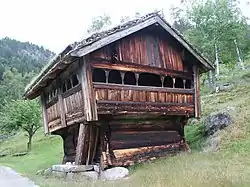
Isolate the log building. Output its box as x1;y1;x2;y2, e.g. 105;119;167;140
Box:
24;13;214;169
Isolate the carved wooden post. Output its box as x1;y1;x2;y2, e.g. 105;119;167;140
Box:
135;73;139;86
120;71;125;85
161;76;164;87
183;79;186;89
105;70;109;83
173;78;176;88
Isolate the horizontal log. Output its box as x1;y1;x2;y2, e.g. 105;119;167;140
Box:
109;122;179;132
110;131;180;149
62;84;82;98
45;97;58;108
91;59;193;79
111;143;183;166
93;83;194;94
97;101;194;116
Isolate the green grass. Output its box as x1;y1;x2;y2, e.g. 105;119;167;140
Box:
1;69;250;186
0;130;63;175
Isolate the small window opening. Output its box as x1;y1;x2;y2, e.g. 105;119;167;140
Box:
138;73;162;87
185;79;192;89
66;79;72;90
175;78;184;88
110;44;118;63
108;70;122;84
92;68;106;83
72;74;79;87
124;72;136;85
164;76;173;88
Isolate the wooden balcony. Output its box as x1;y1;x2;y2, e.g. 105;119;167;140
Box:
94;83;194;116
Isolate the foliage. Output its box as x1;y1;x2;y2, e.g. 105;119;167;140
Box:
185;121;205;150
0;37;54;78
170;0;249;65
87;14;111;33
0;68;36;107
0;99;42;151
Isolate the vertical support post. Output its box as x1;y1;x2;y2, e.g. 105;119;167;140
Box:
193;66;201;118
120;71;125;85
80;56;98;121
105;70;109;83
161;76;164;87
135;73;139;86
173;78;176;88
183;79;186;89
41;93;49;135
57;79;67;128
75;123;87;165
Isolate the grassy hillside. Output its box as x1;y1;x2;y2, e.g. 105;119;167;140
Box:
1;68;250;187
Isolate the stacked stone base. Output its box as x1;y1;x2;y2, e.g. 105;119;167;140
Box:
37;163;129;181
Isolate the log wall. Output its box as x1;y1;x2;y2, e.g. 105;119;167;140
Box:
46;84;85;132
99;116;187;167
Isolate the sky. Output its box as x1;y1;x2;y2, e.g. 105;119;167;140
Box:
0;0;249;53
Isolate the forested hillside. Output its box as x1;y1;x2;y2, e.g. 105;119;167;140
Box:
0;37;54;78
0;37;55;106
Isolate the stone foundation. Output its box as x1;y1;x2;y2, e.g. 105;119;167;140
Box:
37;163;129;181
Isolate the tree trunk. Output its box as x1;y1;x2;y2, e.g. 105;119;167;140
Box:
27;134;32;152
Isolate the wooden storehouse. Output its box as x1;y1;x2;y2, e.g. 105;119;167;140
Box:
24;13;214;169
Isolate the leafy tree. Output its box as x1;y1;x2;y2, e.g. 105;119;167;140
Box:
0;68;36;107
0;99;42;151
87;14;111;33
171;0;249;66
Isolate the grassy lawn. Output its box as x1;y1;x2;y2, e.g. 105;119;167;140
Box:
1;70;250;186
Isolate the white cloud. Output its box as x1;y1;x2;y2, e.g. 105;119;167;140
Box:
0;0;249;53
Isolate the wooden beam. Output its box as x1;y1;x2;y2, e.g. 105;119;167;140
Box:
80;56;98;121
57;79;67;128
93;83;194;94
40;93;49;134
75;123;87;165
92;60;193;79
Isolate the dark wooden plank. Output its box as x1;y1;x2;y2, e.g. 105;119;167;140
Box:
97;100;194;116
91;60;193;79
110;131;181;149
61;84;81;98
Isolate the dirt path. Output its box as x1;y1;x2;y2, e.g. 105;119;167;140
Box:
0;166;38;187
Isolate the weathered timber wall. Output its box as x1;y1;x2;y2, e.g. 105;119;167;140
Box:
99;116;187;167
46;84;85;132
94;83;194;116
90;32;185;72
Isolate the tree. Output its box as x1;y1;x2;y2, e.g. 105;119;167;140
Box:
87;14;111;33
171;0;249;65
0;68;36;107
0;99;41;151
